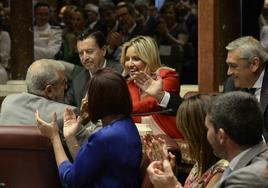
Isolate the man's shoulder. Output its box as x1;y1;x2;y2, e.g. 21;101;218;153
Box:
2;93;27;104
3;92;76;110
224;144;268;187
158;67;178;77
226;158;268;187
72;68;90;84
106;60;123;73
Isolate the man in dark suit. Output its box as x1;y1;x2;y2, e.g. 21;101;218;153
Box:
65;30;123;108
223;36;268;140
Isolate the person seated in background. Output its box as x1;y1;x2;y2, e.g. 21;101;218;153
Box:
99;2;122;62
145;94;228;188
65;29;123;108
33;2;62;60
36;68;142;188
148;91;268;188
55;6;88;66
0;14;10;83
120;35;183;139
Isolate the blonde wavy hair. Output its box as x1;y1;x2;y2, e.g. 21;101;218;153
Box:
121;36;172;75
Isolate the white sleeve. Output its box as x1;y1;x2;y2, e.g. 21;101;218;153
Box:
34;28;62;60
159;91;170;108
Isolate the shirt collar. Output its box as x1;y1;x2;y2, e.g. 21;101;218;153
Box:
88;60;107;77
253;69;265;89
228;147;251;171
128;23;136;34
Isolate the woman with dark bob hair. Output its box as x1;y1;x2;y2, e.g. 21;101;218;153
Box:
36;68;142;188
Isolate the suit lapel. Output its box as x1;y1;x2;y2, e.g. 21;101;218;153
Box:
232;141;266;171
215;142;266;188
260;65;268;113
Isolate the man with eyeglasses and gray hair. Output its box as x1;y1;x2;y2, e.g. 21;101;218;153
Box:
0;59;77;129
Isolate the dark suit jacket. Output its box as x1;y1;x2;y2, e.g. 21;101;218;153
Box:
166;94;183;115
224;65;268;140
214;141;268;188
65;60;123;108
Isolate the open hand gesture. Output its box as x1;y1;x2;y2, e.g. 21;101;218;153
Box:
35;111;59;141
63;107;80;139
132;71;164;101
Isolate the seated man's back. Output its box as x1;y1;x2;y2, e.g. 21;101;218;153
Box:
0;92;77;129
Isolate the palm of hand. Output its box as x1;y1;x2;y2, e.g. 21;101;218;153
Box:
80;98;90;124
35;111;59;140
143;78;162;96
63;108;79;138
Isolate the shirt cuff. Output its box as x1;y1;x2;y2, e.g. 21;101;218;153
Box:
159;92;170;108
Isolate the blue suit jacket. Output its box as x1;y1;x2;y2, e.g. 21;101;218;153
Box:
58;117;142;188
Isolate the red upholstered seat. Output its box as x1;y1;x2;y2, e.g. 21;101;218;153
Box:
0;125;62;188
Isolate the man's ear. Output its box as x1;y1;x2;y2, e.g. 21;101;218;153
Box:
102;45;107;57
217;128;227;145
44;84;53;99
250;56;261;72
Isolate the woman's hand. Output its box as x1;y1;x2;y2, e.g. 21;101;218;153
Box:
132;71;165;102
147;160;182;188
35;110;59;141
63;107;80;139
143;135;169;162
80;95;90;125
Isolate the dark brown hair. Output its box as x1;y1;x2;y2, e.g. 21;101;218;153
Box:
87;68;132;123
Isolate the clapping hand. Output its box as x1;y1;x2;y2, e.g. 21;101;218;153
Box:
132;71;164;102
143;134;176;169
145;135;181;188
35;111;59;141
143;134;168;162
80;95;90;125
63;107;80;139
147;159;181;188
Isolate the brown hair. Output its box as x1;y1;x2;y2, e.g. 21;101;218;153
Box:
87;68;132;123
176;94;218;175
